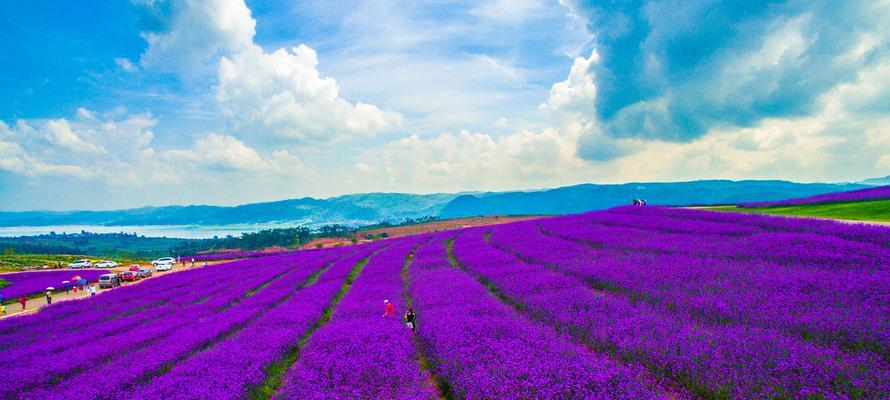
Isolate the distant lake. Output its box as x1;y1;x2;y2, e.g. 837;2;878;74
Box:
0;222;307;239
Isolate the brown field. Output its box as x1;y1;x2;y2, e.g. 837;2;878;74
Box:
361;215;545;238
302;215;546;249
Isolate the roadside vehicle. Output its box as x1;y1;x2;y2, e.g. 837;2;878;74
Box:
67;260;92;269
128;265;141;272
151;257;176;267
94;260;118;269
98;273;120;288
136;268;152;278
156;262;174;272
120;271;140;282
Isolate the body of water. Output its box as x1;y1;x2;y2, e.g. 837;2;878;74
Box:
0;223;307;239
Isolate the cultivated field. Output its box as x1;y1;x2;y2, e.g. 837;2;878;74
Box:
1;207;887;399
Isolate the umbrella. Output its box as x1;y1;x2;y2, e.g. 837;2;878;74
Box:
78;279;87;286
62;280;70;284
46;287;55;290
71;275;82;281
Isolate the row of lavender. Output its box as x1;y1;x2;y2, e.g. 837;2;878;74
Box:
531;206;890;356
0;269;106;300
1;248;348;398
457;226;888;398
739;185;890;207
1;205;886;399
274;235;433;399
408;234;666;399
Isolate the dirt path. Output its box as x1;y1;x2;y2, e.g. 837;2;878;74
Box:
0;261;225;319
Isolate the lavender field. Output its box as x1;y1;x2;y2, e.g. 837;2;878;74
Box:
1;207;887;399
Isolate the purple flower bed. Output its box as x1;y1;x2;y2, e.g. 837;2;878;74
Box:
461;228;889;398
188;248;309;262
0;269;106;300
408;234;665;399
0;207;886;398
275;236;434;400
123;245;380;400
739;185;890;207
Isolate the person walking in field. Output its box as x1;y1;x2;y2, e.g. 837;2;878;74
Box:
2;303;6;316
45;290;52;305
383;299;395;317
19;295;26;311
190;258;195;268
404;308;416;333
90;285;97;297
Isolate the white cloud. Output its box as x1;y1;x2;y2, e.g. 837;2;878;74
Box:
133;0;402;144
216;44;403;143
472;0;547;24
135;0;255;71
114;57;138;72
163;133;309;174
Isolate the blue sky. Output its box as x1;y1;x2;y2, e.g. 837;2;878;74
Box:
1;0;888;210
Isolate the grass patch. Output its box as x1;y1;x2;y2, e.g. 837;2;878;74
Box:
0;278;9;289
703;199;890;223
0;254;146;272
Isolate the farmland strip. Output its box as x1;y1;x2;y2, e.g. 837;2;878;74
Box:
406;234;663;399
401;241;454;400
525;218;890;356
453;228;890;398
272;236;434;399
248;242;388;400
12;252;332;399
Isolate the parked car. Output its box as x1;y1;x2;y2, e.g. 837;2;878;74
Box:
136;268;153;278
94;260;118;269
156;262;174;272
151;257;176;267
120;271;140;282
68;259;93;269
98;273;121;289
128;264;141;272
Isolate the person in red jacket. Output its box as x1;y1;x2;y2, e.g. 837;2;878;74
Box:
383;299;395;317
19;295;27;311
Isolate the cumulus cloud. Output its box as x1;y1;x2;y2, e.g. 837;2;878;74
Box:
216;44;403;143
133;0;402;144
133;0;255;71
0;109;312;190
163;133;309;174
560;0;890;145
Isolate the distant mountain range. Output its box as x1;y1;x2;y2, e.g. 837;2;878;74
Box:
0;178;884;227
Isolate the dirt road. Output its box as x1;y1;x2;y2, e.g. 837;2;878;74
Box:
0;261;210;319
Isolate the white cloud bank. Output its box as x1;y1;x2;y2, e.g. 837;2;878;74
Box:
134;0;401;144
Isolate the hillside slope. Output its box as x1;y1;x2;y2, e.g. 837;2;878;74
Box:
439;180;867;218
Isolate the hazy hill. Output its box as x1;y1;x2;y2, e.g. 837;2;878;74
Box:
0;180;870;227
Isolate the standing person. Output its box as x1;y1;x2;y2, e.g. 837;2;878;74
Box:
190;258;195;268
202;261;207;268
19;295;26;311
90;285;97;297
64;281;70;294
383;300;395;317
2;303;6;316
404;308;416;333
45;290;52;305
